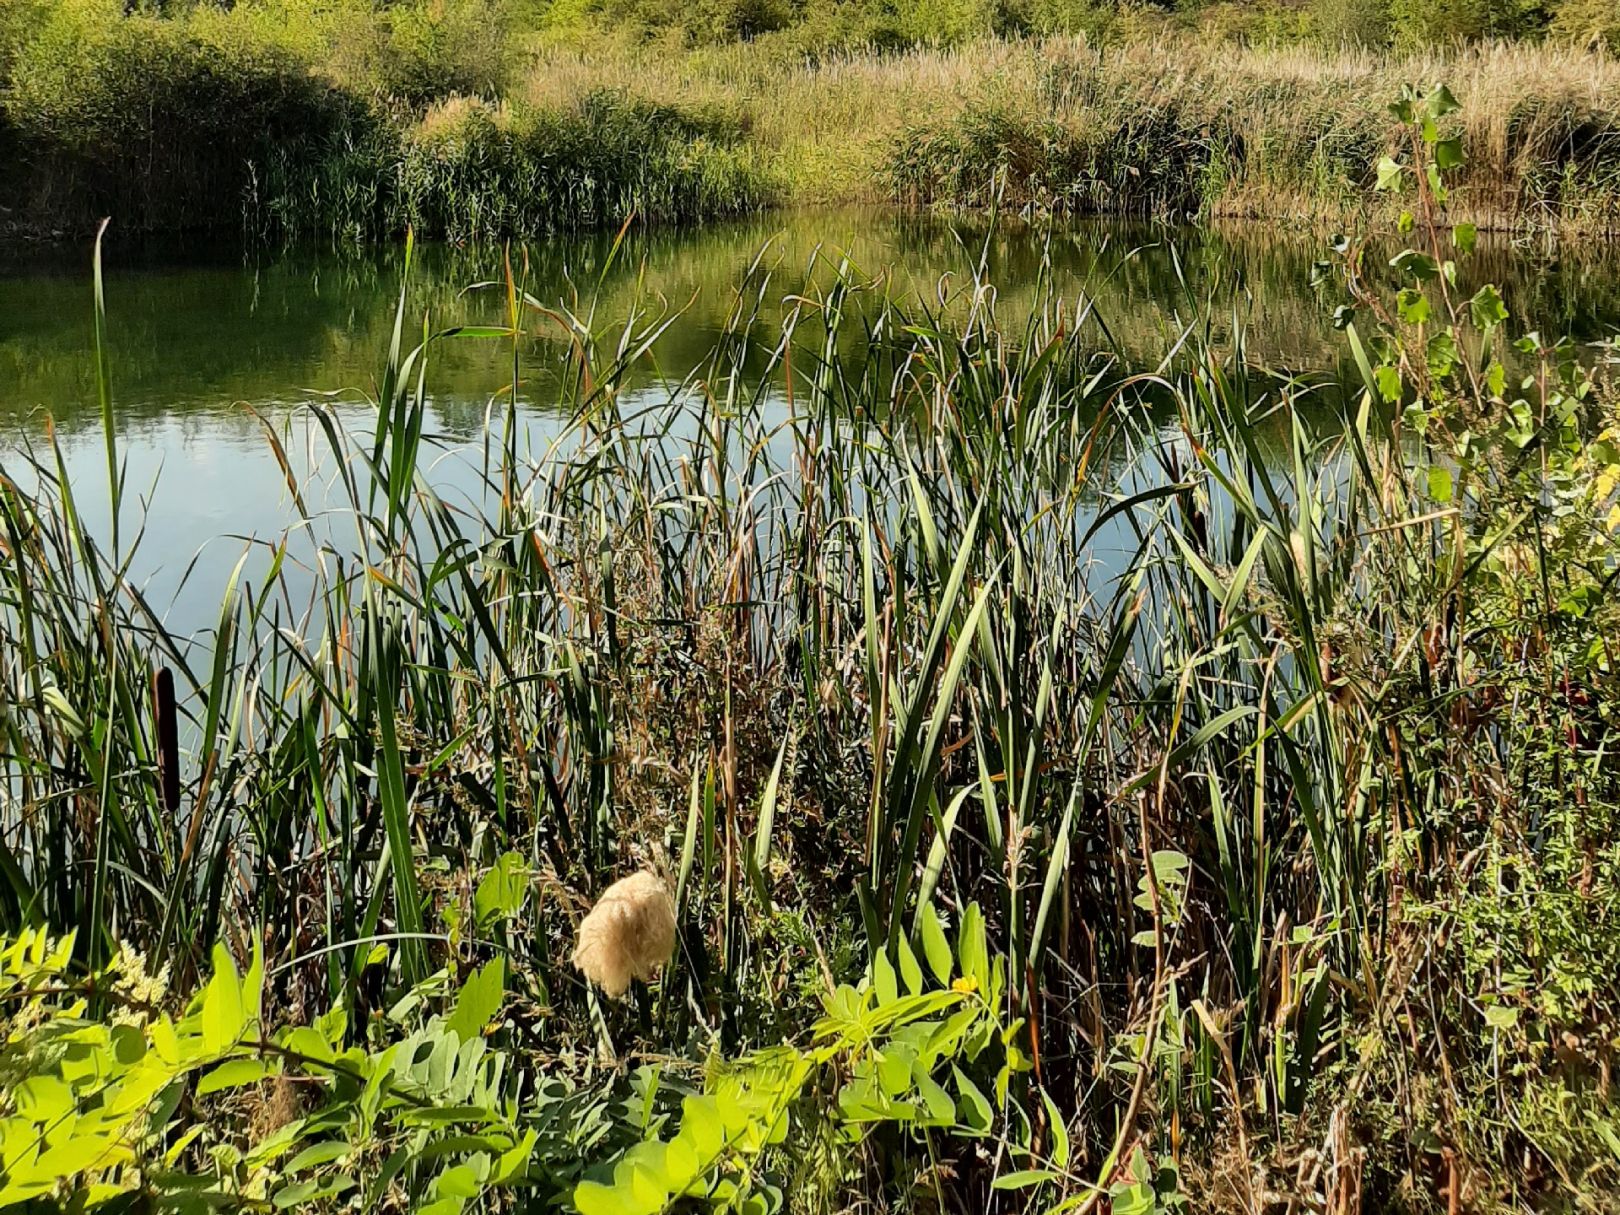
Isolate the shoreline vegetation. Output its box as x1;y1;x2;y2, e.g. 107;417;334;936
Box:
0;80;1618;1213
2;2;1620;241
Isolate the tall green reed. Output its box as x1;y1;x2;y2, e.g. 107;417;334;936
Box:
0;211;1613;1198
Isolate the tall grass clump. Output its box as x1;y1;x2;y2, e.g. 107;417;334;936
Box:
396;90;770;242
1551;0;1620;51
882;39;1620;231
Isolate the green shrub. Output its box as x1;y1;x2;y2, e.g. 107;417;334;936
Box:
396;90;771;240
0;0;52;84
1189;0;1315;44
685;0;796;42
5;0;372;234
1011;0;1119;39
1387;0;1545;45
583;0;794;44
1307;0;1392;44
375;0;519;103
1550;0;1620;50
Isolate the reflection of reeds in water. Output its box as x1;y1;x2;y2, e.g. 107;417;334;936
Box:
4;209;1617;432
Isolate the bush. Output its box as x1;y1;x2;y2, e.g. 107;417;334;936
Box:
684;0;796;41
375;0;519;103
1011;0;1119;39
1386;0;1545;45
5;0;372;234
1550;0;1620;51
1189;0;1314;44
1308;0;1392;45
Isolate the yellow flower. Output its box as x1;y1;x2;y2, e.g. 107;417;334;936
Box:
951;976;979;995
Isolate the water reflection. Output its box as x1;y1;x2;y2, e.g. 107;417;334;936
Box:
3;209;1618;433
0;209;1615;635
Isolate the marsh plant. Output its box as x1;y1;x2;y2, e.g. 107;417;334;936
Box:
0;92;1617;1212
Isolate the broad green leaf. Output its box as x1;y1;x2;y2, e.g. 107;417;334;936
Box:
474;853;529;929
197;1057;275;1095
285;1141;351;1174
1427;465;1454;503
1376;365;1402;403
1470;284;1509;331
896;934;924;997
872;949;898;1006
33;1134;117;1182
1427;83;1460;118
1396;288;1430;326
202;945;246;1052
446;958;506;1044
919;903;952;986
991;1169;1059;1191
1426;331;1459;378
1042;1087;1071;1169
957;903;988;994
953;1067;992;1134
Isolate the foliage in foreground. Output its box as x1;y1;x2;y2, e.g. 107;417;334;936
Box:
0;903;1047;1213
0;88;1619;1212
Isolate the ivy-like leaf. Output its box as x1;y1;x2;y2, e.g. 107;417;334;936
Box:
1376;365;1403;404
1470;284;1509;331
1426;331;1459;378
1427;83;1461;119
1390;249;1439;282
1397;288;1430;326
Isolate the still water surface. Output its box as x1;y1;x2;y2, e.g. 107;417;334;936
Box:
2;208;1617;631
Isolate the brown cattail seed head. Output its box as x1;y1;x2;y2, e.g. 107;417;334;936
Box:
571;869;677;999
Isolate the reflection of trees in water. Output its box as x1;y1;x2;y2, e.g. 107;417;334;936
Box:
3;211;1618;434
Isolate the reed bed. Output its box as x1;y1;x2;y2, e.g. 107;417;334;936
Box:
1;204;1616;1208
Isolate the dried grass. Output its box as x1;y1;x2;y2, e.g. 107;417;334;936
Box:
571;870;678;999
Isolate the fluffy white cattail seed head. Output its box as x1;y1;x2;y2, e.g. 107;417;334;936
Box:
571;869;677;999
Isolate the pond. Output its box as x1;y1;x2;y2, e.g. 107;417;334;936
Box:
2;207;1617;633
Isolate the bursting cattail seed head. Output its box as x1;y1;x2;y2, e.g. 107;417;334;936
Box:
571;869;676;999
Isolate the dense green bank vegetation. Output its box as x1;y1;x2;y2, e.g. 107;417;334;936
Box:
1;86;1618;1212
2;0;1620;240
